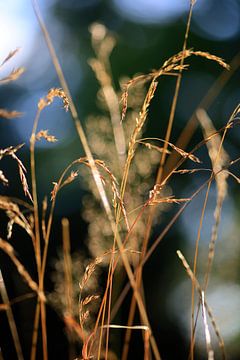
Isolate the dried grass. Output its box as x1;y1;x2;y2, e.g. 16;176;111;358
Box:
197;108;229;289
0;2;238;360
35;130;58;142
138;137;202;163
38;88;69;111
121;49;229;122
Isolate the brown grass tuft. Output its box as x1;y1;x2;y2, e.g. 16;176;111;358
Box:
35;130;58;142
38;88;69;111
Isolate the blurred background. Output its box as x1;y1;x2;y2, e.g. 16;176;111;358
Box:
0;0;240;359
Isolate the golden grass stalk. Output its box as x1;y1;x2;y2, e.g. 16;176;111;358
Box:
31;0;115;229
137;138;201;163
30;89;69;360
107;245;159;357
121;3;196;355
121;50;228;124
110;172;215;325
30;13;133;359
85;249;151;358
162;50;229;71
31;5;159;359
94;159;129;229
79;257;102;294
0;270;24;360
164;48;240;178
23;1;237;360
49;157;128;229
111;114;238;354
30;106;46;360
120;80;158;203
142;42;229;359
137;141;171;154
41;157;120;357
173;168;211;175
141;116;236;358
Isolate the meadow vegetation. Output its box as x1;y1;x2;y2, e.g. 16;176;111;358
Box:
0;1;239;359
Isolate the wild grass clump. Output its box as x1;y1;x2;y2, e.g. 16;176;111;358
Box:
0;1;240;359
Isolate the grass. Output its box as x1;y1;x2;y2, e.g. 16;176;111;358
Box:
0;0;240;359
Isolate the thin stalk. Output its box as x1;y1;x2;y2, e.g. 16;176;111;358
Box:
30;108;47;360
31;0;114;228
111;178;212;321
62;218;75;357
104;257;114;360
111;126;240;319
190;181;211;360
189;107;238;357
31;7;127;356
122;2;195;356
163;49;240;178
177;250;225;360
0;270;24;360
62;218;73;317
29;109;42;276
111;79;161;359
91;34;160;360
30;298;40;360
